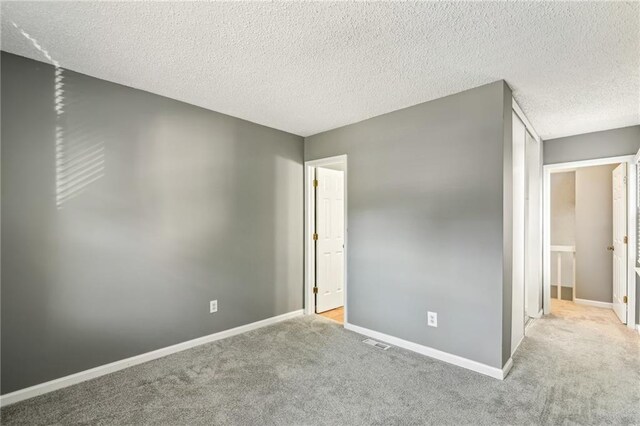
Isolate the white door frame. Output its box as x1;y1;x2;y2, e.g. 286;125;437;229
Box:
543;155;637;331
304;155;348;322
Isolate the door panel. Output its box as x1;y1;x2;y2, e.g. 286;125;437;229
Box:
315;167;345;313
612;163;627;323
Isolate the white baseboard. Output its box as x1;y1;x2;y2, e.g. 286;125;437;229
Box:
525;309;543;331
574;298;613;309
525;315;538;334
0;309;304;407
344;322;512;380
502;357;514;378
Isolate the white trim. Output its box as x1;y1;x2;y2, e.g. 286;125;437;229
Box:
543;164;551;314
304;155;348;322
304;155;348;168
542;154;637;333
0;309;304;407
525;315;538;333
515;104;543;342
527;126;544;321
636;324;640;335
511;110;527;356
502;358;514;378
304;162;315;316
344;322;512;380
550;245;576;301
545;156;633;173
574;298;613;309
627;158;637;330
512;98;541;143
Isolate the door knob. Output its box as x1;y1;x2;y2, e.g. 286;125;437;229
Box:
607;246;614;251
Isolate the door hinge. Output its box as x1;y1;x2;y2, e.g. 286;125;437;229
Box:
312;233;318;241
623;295;628;304
624;176;627;184
313;286;318;294
313;179;318;188
624;236;628;244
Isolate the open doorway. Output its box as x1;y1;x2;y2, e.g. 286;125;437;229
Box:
304;155;347;325
543;156;637;329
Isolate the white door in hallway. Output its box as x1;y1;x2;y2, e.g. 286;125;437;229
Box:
612;163;627;323
315;167;345;313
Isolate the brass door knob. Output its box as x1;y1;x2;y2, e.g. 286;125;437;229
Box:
607;246;614;251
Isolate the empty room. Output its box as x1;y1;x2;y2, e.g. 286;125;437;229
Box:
1;2;639;425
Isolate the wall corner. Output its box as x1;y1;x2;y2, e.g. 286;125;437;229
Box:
501;82;514;367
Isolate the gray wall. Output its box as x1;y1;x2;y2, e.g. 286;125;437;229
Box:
305;81;512;369
550;172;575;291
575;164;616;303
1;52;304;394
543;126;640;165
550;172;576;247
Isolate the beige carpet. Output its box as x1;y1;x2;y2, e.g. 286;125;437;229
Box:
551;298;622;323
2;302;639;425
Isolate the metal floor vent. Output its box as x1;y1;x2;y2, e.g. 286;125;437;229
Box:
362;338;391;350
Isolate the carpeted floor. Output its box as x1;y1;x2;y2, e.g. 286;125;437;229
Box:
2;301;639;425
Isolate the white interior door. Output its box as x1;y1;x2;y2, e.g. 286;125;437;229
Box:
612;163;627;323
315;167;345;313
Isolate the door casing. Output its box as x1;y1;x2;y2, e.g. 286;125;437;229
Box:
304;155;348;322
542;155;637;330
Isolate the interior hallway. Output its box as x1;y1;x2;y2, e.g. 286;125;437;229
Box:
550;298;623;324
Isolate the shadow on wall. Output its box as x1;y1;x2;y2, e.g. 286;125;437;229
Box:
55;84;106;207
10;21;106;208
1;47;303;393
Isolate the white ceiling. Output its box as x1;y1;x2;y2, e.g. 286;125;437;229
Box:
1;1;638;139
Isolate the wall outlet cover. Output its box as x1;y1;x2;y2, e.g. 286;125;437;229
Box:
210;300;218;313
427;311;437;327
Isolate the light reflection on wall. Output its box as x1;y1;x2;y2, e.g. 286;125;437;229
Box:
12;22;105;208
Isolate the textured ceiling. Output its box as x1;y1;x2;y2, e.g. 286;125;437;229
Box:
1;1;639;139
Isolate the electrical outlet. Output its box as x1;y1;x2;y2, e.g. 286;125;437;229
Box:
210;300;218;313
427;311;438;327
